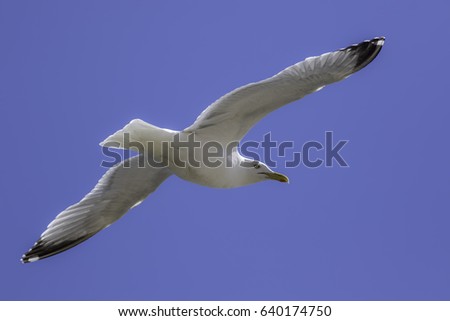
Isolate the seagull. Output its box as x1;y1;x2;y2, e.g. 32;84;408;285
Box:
22;37;384;263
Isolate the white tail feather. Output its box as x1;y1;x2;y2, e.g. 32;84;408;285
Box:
100;119;177;153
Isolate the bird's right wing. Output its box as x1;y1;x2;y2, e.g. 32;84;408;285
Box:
184;37;384;143
21;155;172;263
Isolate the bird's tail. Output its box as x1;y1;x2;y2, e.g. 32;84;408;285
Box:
100;119;177;155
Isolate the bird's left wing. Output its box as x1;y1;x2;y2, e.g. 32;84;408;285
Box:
21;155;172;263
184;37;384;143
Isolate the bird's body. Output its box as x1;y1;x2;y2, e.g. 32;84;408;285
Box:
22;37;385;263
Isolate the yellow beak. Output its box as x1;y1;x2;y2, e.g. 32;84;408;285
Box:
261;172;289;183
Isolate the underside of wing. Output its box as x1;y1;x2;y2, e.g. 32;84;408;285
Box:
184;37;384;143
21;155;172;263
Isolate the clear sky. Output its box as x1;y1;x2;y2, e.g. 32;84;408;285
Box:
1;0;449;300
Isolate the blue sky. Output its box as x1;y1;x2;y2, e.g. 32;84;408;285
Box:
1;0;449;300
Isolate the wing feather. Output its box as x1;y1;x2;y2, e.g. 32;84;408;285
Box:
184;37;384;143
21;155;172;263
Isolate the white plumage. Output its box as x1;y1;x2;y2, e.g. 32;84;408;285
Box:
22;37;384;263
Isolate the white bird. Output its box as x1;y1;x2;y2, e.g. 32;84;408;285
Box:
22;37;384;263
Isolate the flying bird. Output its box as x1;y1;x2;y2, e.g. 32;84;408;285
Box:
22;37;385;263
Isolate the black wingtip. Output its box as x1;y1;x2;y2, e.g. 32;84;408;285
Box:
21;239;44;263
21;234;95;263
21;255;39;264
342;36;385;72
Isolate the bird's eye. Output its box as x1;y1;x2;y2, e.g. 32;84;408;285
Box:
253;163;261;169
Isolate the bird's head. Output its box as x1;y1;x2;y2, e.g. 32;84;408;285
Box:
240;159;289;184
